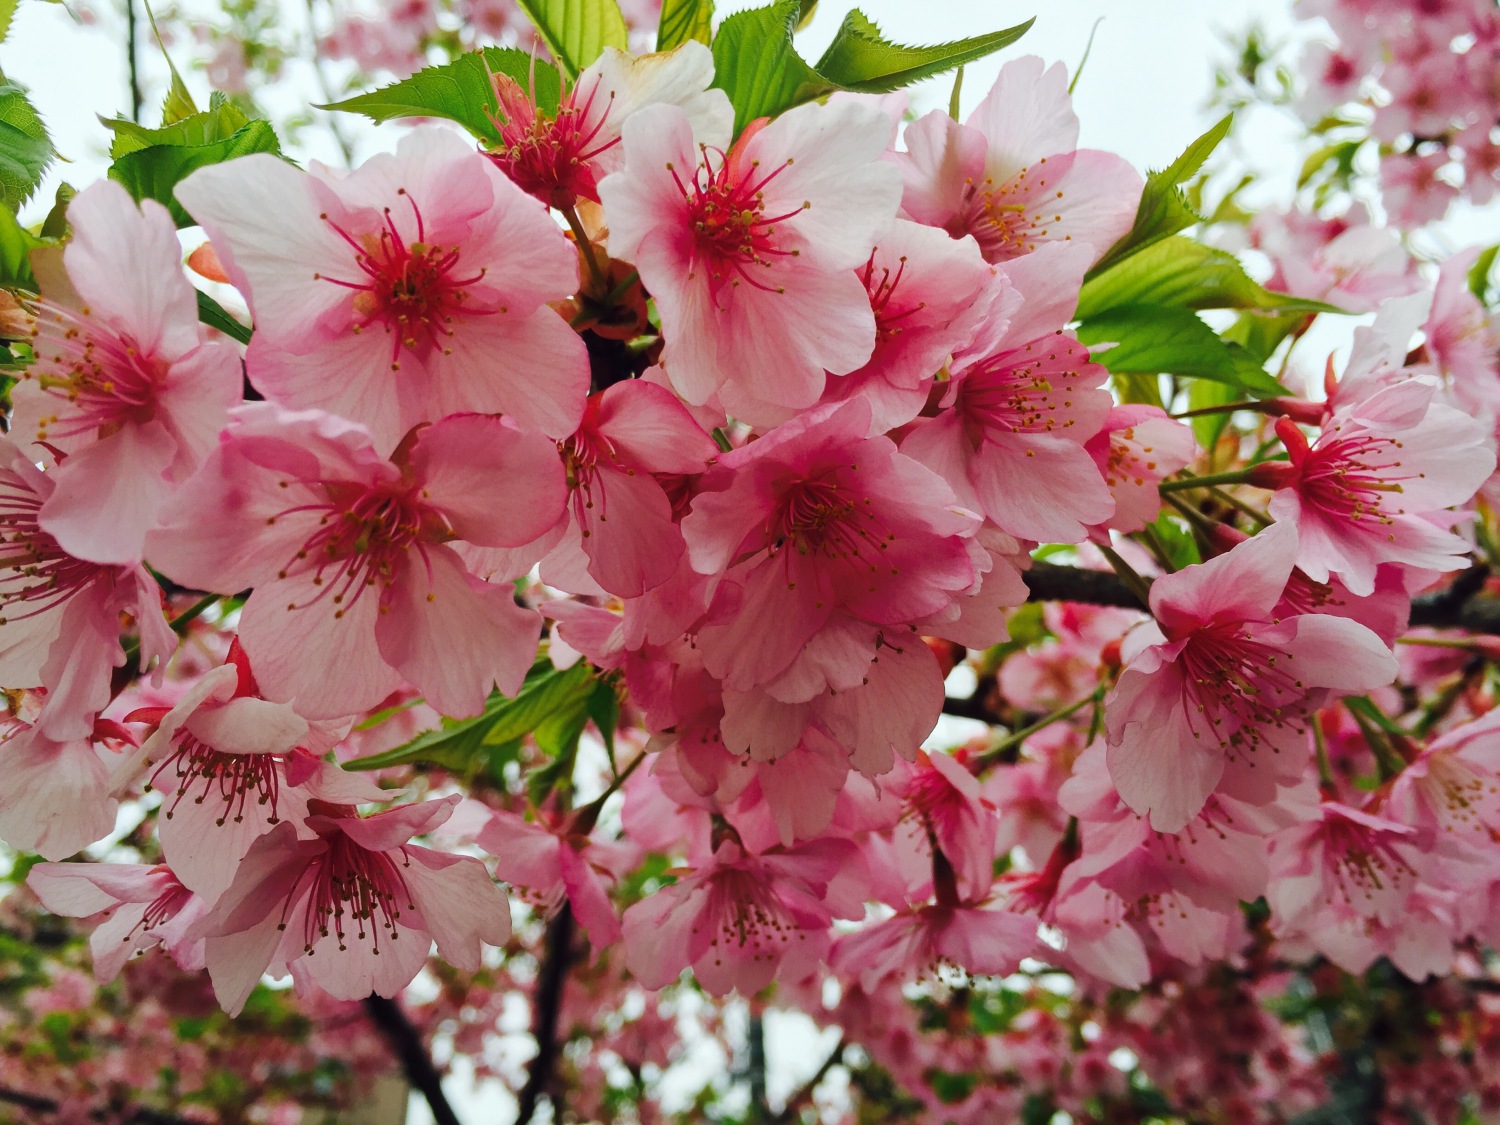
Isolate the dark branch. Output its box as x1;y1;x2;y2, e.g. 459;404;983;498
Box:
516;903;576;1124
363;994;463;1125
1023;561;1148;610
773;1036;846;1123
0;1085;197;1124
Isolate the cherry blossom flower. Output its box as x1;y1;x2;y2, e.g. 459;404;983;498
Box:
149;406;567;720
621;836;861;995
896;55;1142;265
0;438;174;740
0;712;133;860
829;896;1037;990
197;795;509;1015
1105;525;1397;831
175;127;589;452
487;42;731;209
1084;405;1196;535
7;182;241;565
598;98;902;424
28;863;207;981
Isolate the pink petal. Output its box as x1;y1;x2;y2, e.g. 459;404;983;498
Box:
39;421;176;565
402;845;511;971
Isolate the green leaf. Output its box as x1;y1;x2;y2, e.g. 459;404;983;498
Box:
711;0;830;135
197;290;251;344
1468;244;1498;306
105;100;282;227
0;200;40;290
657;0;711;49
0;0;19;46
1078;236;1338;318
515;0;628;80
161;66;198;126
1076;304;1287;397
1186;376;1238;452
1088;115;1230;276
319;47;562;144
586;676;619;755
37;180;72;240
0;76;52;210
813;10;1033;93
1145;510;1201;569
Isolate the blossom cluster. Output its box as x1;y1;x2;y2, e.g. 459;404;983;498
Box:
3;12;1500;1120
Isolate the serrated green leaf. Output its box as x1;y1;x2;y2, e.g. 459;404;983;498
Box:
814;10;1033;94
516;0;628;81
0;0;18;46
1076;304;1287;397
657;0;711;49
1078;236;1338;318
0;76;51;210
161;67;198;126
481;660;593;745
319;47;561;144
104;101;281;227
711;0;830;135
196;290;251;344
1088;115;1230;276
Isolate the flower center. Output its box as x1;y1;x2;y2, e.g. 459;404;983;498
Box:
1175;623;1308;763
769;476;893;568
0;470;104;626
488;72;618;208
1296;430;1410;526
318;192;488;371
859;252;924;344
24;300;165;444
954;159;1061;262
152;733;283;828
673;147;804;297
285;832;415;955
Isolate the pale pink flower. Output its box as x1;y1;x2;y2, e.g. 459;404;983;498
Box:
1250;206;1420;313
488;42;731;209
1104;524;1397;831
1379;150;1461;228
621;837;861;995
1424;246;1500;418
1085;405;1196;535
198;795;510;1015
817;219;999;433
545;379;720;598
999;602;1141;714
0;713;132;860
900;243;1115;542
149;406;567;720
1253;392;1492;596
117;642;383;902
1388;710;1500;881
828;897;1037;990
681;398;977;699
28;862;208;981
0;438;174;740
598;99;902;424
479;809;635;946
7;182;241;564
175;128;588;452
895;750;997;903
896;55;1142;265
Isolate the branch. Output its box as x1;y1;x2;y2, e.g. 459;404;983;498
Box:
515;903;575;1124
773;1036;846;1123
1023;561;1147;611
363;994;463;1125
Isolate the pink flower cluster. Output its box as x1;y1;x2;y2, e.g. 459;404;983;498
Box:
4;39;1497;1087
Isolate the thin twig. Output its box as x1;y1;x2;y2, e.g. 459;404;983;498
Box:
516;903;575;1124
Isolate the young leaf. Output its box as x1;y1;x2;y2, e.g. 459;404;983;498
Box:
0;0;19;46
0;199;40;290
319;47;562;144
38;180;72;240
1077;236;1337;318
711;0;829;135
657;0;711;49
108;113;282;227
813;10;1034;94
1076;303;1287;397
1468;244;1498;306
196;290;251;345
1088;115;1231;275
0;75;52;210
515;0;628;81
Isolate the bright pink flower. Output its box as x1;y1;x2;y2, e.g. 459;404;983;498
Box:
999;602;1141;713
29;862;207;981
198;795;510;1015
900;243;1115;542
118;642;383;902
479;809;635;946
0;712;133;860
149;406;567;720
895;750;998;902
1253;391;1492;596
621;837;861;995
487;42;731;209
896;56;1142;264
175;128;588;452
817;219;999;433
828;897;1037;990
545;379;720;598
681;398;977;698
0;438;174;740
598;99;902;424
1085;405;1196;535
7;182;241;565
1105;525;1397;831
1250;206;1420;313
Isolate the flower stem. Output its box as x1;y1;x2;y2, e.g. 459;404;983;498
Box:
1097;544;1153;609
977;689;1103;766
1158;468;1260;494
561;206;607;292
